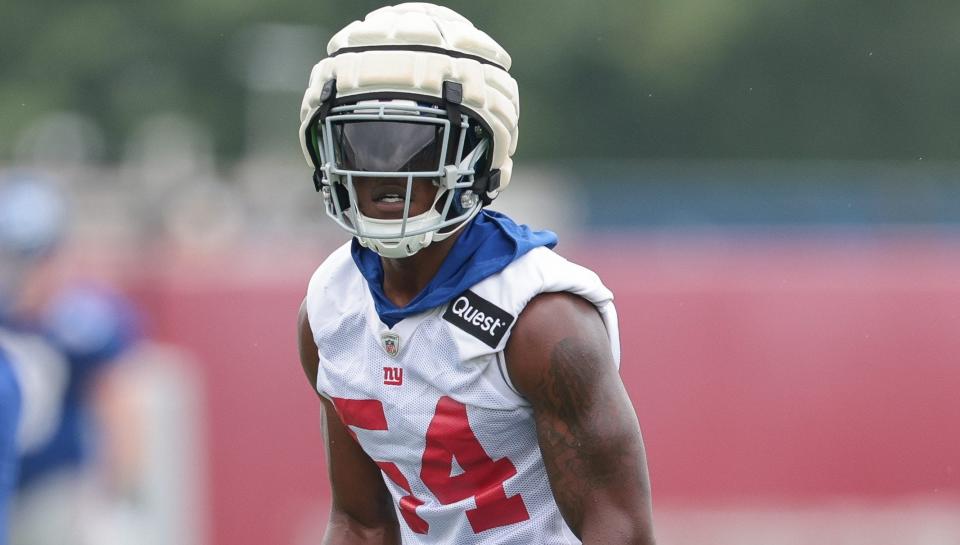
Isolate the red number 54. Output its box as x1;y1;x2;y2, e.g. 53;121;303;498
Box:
331;396;530;535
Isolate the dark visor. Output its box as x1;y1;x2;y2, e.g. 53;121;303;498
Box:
331;120;446;173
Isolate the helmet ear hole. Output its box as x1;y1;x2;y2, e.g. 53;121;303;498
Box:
458;122;492;181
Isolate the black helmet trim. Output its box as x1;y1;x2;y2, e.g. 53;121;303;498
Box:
330;44;508;72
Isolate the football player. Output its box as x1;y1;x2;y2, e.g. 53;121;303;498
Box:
0;175;140;545
296;4;655;544
0;175;62;545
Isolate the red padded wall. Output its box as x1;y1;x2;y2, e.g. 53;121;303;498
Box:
130;234;960;545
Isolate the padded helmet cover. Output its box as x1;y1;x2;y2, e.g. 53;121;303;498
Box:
299;3;520;192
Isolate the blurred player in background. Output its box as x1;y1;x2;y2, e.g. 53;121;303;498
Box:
0;174;146;545
0;178;60;545
0;175;69;545
296;4;655;544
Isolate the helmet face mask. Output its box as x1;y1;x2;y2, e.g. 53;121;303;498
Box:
303;98;492;258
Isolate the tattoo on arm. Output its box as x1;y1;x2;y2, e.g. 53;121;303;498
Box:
532;337;635;534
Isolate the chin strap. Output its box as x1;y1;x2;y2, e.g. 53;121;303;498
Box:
472;170;500;205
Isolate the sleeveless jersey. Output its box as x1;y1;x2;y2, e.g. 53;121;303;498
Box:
304;242;621;545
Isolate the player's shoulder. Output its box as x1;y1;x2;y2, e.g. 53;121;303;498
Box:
304;240;365;327
505;248;609;339
502;245;599;278
466;246;557;313
488;245;609;302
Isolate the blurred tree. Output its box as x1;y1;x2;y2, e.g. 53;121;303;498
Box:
1;0;958;164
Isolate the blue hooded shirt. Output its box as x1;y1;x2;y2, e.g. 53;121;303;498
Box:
351;210;558;328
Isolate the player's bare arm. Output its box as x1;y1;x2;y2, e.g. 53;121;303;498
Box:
298;301;402;545
506;293;655;545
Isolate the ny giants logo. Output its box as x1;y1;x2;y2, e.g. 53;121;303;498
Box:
383;367;404;386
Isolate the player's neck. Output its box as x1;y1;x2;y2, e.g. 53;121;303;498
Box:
380;231;463;308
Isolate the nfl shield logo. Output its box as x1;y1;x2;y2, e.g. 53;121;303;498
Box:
382;332;400;357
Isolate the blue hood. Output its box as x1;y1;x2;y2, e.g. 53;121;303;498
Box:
352;210;558;328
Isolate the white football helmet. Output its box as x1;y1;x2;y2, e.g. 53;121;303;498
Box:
299;3;520;258
0;175;65;316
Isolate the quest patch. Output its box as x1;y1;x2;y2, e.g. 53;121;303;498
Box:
442;290;515;348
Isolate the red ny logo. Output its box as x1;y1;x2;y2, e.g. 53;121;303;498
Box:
383;367;403;386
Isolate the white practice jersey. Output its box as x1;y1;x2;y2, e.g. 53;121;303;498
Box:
304;242;620;545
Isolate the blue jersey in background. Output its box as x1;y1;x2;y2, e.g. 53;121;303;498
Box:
0;348;21;545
